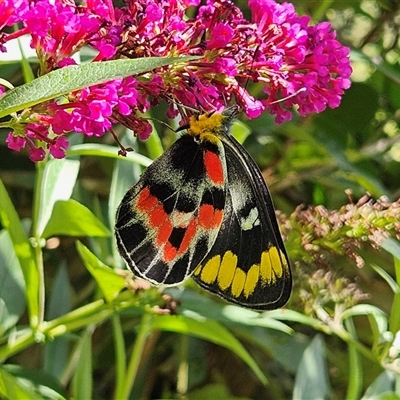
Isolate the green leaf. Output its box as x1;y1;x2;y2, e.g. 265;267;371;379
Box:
76;242;125;303
0;367;42;400
36;158;80;238
72;329;93;400
361;371;398;400
109;140;143;264
43;264;71;377
67;143;152;167
149;314;267;385
0;230;26;336
0;56;200;117
381;238;400;288
167;288;293;334
231;119;251;144
190;383;250;400
341;305;388;340
1;364;67;400
0;178;39;327
293;335;330;400
42;199;110;238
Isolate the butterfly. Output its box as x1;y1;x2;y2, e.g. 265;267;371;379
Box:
115;105;291;310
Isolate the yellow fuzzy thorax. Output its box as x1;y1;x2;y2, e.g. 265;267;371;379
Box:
187;112;226;144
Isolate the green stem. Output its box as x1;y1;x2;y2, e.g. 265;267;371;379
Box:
112;315;127;400
32;160;46;325
0;299;109;361
144;120;164;160
344;318;363;400
177;335;189;399
121;313;153;399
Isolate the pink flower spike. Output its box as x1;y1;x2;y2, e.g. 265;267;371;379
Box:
29;146;46;162
49;136;69;159
6;133;26;151
207;23;234;49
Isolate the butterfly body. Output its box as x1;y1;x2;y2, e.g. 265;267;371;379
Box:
115;106;292;310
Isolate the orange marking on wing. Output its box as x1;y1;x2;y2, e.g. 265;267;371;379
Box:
156;221;173;246
178;219;197;255
213;209;224;228
149;204;167;227
163;242;177;262
136;187;158;211
204;151;224;184
198;204;215;229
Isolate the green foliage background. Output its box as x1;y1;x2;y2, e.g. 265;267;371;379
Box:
1;1;400;399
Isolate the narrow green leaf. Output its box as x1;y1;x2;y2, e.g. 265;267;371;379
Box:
361;371;398;400
42;199;110;238
292;335;330;400
0;230;26;335
36;158;80;238
143;121;164;160
149;314;267;385
2;364;67;400
231;120;251;144
167;288;293;334
371;262;400;334
381;238;400;287
44;264;71;377
190;383;250;400
76;242;125;303
344;318;363;400
0;367;42;400
67;143;152;167
341;305;388;338
109;141;143;264
0;178;39;327
0;56;200;117
72;329;93;400
371;264;400;294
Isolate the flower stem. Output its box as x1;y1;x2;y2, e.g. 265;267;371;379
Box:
121;313;153;399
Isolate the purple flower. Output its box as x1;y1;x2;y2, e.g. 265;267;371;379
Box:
2;0;352;161
6;133;26;151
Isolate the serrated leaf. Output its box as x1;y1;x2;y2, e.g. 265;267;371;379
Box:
149;314;267;385
76;242;125;302
42;199;110;238
0;57;199;117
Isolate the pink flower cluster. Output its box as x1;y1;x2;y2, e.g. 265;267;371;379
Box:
0;0;352;162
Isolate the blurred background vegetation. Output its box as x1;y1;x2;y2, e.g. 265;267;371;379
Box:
1;0;400;399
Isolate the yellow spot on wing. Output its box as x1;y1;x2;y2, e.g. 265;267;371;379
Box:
270;247;283;277
260;250;272;284
217;251;237;290
244;264;259;297
231;268;246;297
280;249;289;268
260;247;283;285
199;255;220;284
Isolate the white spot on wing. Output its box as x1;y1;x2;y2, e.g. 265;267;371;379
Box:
240;208;260;231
